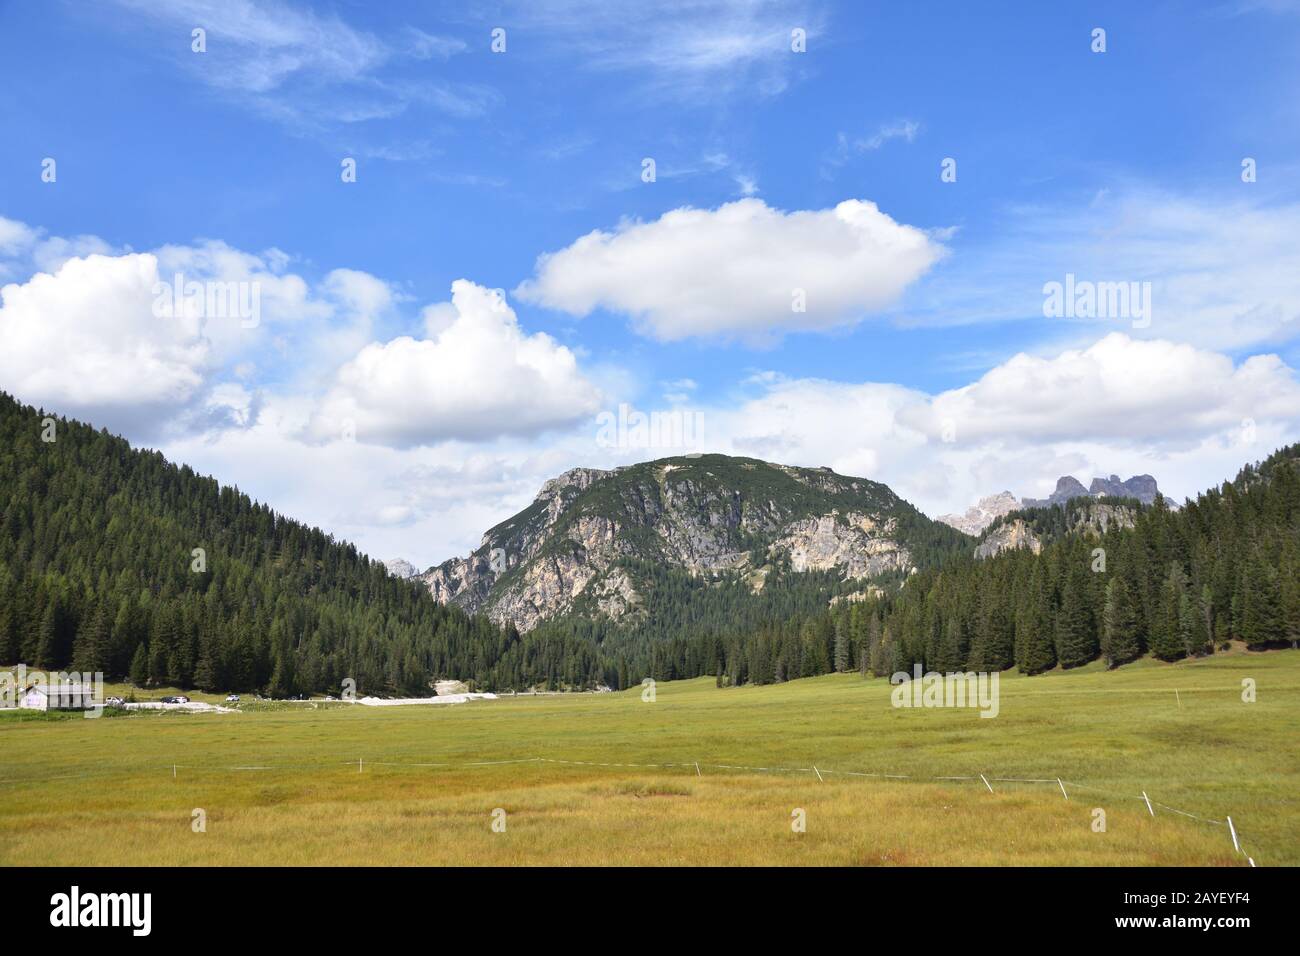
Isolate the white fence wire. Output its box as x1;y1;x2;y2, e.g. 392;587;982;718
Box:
2;751;1263;865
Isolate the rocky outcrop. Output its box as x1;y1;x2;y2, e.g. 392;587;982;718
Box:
1024;473;1161;508
420;454;948;631
1022;476;1090;509
974;519;1042;559
974;501;1141;560
1089;474;1159;504
937;491;1020;536
382;558;422;579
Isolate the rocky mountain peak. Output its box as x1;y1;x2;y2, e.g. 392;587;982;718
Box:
419;454;960;633
936;491;1020;536
382;558;421;579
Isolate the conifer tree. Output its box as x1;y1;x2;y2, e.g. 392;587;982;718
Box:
1056;561;1097;668
1101;577;1140;667
129;643;149;687
1150;563;1188;661
72;603;110;674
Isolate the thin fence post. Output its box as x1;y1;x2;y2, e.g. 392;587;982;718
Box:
812;765;824;782
172;764;176;779
1057;777;1068;800
695;762;701;777
1227;815;1240;853
1142;791;1154;816
980;774;993;793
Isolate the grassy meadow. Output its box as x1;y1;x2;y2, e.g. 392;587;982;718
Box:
2;648;1296;866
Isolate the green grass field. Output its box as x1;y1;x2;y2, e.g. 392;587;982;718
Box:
2;648;1296;866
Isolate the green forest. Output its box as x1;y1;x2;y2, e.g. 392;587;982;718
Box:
2;390;1296;695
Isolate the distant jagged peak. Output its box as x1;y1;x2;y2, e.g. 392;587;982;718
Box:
1023;472;1161;508
936;490;1021;536
382;558;421;579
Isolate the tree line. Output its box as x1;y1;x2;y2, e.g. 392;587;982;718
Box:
2;390;1296;695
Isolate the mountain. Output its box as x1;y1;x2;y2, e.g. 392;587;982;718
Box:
974;499;1142;559
422;454;972;632
865;443;1300;676
936;491;1020;536
1023;473;1160;508
383;558;422;579
5;386;1293;696
0;390;510;697
939;473;1164;537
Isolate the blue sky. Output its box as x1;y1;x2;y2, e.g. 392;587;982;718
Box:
2;0;1299;566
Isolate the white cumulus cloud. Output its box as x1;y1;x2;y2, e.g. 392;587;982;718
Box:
0;253;210;435
308;280;603;447
897;334;1300;447
516;197;946;343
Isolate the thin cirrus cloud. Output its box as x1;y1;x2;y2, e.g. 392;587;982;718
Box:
107;0;488;129
515;197;947;343
897;187;1300;353
501;0;826;101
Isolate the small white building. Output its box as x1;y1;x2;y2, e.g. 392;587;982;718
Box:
18;685;48;710
19;683;97;711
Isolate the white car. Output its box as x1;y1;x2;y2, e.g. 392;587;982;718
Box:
225;694;240;703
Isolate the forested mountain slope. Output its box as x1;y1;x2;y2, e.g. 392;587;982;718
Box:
2;389;1295;695
0;391;517;696
422;454;971;631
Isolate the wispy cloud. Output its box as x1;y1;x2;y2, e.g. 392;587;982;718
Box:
894;185;1300;353
820;119;921;178
106;0;488;132
500;0;827;103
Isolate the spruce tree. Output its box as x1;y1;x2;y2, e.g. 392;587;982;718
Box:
1056;561;1097;669
72;603;110;675
1017;564;1056;674
34;603;59;670
1101;577;1140;667
833;619;850;673
129;643;150;687
1150;563;1188;661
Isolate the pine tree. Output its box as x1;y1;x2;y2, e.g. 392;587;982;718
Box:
1150;563;1188;661
1017;564;1056;675
1056;561;1098;669
34;603;59;669
833;619;851;673
0;599;18;665
1101;577;1140;667
72;603;110;675
129;643;149;687
1239;554;1285;648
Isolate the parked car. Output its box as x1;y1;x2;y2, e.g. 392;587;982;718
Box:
159;696;179;704
225;694;240;703
174;695;190;704
105;696;125;707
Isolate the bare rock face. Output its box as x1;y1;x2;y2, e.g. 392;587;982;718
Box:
1074;502;1140;535
774;513;910;578
419;454;950;632
1024;473;1161;508
937;491;1020;536
974;518;1043;559
1089;474;1160;504
974;501;1140;560
382;558;422;579
1023;476;1090;509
